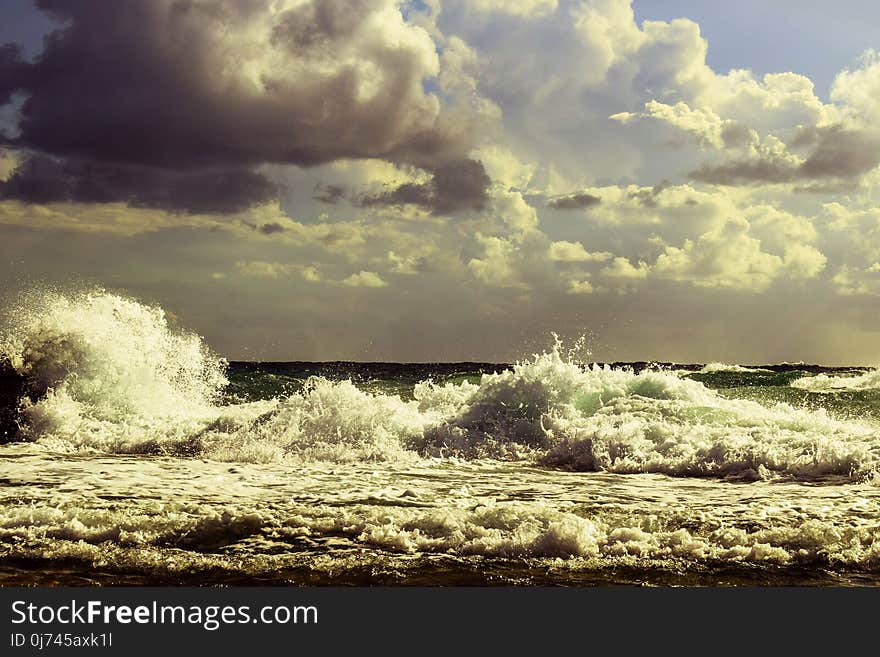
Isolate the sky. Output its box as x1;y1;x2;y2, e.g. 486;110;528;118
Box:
1;0;880;364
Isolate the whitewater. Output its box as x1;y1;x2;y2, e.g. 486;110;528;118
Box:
2;288;880;585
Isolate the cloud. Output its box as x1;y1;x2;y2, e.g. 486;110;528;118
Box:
0;198;226;236
689;126;880;186
547;240;610;262
832;265;880;297
258;222;286;235
0;0;481;213
235;260;327;286
621;101;733;149
360;159;491;214
0;148;15;180
631;65;880;187
547;192;601;210
690;155;797;185
627;180;670;208
601;257;649;280
651;218;792;291
473;145;536;188
467;234;525;288
567;279;593;294
312;183;346;205
798;126;880;179
829;49;880;125
236;261;299;279
781;243;826;279
341;270;387;287
0;43;26;108
0;153;278;213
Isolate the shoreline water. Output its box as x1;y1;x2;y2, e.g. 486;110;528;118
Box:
3;291;880;587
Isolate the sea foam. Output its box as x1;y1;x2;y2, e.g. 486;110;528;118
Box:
791;369;880;393
3;288;880;481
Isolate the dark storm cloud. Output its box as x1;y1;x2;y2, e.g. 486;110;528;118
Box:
0;43;27;108
547;192;601;210
0;153;277;214
691;125;880;186
0;0;474;213
361;159;491;214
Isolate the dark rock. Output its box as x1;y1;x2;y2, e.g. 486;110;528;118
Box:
0;357;25;443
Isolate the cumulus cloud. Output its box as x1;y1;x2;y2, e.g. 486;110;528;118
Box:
601;257;649;280
360;159;491;214
616;101;735;149
0;0;482;213
625;60;880;188
781;243;827;280
341;270;387;287
547;240;610;262
547;192;602;210
832;265;880;297
236;261;301;279
829;49;880;126
567;278;594;294
467;233;526;288
652;227;779;290
690;125;880;186
235;260;386;288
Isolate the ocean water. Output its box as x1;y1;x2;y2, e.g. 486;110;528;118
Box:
2;289;880;586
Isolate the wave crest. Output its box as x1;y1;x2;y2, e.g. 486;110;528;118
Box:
791;369;880;393
3;289;880;482
1;288;227;444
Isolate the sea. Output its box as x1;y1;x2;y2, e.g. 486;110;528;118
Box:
2;288;880;586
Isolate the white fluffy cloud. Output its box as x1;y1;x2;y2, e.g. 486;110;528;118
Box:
547;240;611;262
341;271;388;288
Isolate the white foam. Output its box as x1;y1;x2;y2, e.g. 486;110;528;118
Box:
3;455;880;578
698;362;769;373
2;288;227;442
3;289;880;481
418;348;880;480
791;369;880;392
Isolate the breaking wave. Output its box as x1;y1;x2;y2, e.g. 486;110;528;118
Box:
698;363;769;373
3;288;880;481
791;369;880;393
5;494;879;573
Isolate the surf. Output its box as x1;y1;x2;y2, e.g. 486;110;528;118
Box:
2;287;880;482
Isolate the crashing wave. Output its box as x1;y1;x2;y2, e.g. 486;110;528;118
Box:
791;369;880;393
698;363;769;374
3;288;880;481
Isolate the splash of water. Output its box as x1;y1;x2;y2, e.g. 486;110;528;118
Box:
792;369;880;392
2;288;880;481
1;288;229;448
698;363;769;373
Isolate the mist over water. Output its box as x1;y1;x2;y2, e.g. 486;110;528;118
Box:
2;288;880;585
